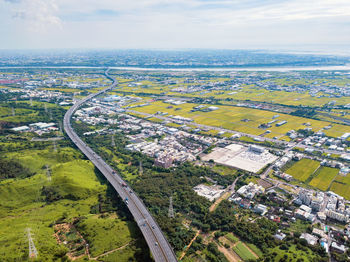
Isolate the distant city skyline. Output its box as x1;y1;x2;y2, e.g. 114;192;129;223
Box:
1;0;350;53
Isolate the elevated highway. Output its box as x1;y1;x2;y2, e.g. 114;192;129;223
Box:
63;69;177;262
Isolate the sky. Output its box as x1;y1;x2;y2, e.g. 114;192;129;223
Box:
1;0;350;52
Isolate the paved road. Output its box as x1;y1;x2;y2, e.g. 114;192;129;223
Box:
63;69;177;262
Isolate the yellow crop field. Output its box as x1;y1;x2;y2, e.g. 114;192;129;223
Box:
309;167;339;191
323;124;350;138
131;100;345;138
330;174;350;200
285;159;320;181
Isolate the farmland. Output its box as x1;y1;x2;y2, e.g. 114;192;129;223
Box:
309;167;339;191
285;159;320;181
232;241;258;261
330;174;350;200
129;100;339;140
111;73;350;109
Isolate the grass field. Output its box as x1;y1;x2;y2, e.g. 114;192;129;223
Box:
0;105;40;123
285;159;320;181
98;243;141;262
246;243;263;258
212;165;238;177
232;242;257;261
309;167;339;191
76;215;137;257
225;233;239;243
0;146;141;260
267;244;318;261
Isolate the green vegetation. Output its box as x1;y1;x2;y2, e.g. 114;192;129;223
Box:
3;69;348;261
74;215;137;257
225;233;239;243
265;241;328;262
212;165;238;177
232;242;256;261
0;158;34;180
0;97;147;261
0;145;147;261
246;243;263;258
285;159;320;181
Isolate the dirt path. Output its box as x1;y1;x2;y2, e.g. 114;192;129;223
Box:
90;240;135;260
217;244;241;262
179;230;201;260
209;191;231;212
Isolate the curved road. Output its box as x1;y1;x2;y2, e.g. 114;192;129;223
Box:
63;69;177;262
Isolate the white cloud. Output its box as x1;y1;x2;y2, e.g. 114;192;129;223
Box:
6;0;62;32
0;0;350;49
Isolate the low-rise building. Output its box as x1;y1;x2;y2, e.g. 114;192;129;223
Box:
254;204;268;215
300;233;318;246
330;242;346;254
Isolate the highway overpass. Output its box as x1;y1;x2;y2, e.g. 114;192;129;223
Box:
63;69;178;262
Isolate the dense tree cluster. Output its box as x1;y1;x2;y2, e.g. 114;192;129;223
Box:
0;158;35;180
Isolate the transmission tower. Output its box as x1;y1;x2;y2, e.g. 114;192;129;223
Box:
59;122;63;133
111;134;116;147
45;164;52;181
11;107;15;116
53;141;57;152
139;161;143;176
26;228;38;259
168;195;174;218
44;104;48;113
30;98;33;106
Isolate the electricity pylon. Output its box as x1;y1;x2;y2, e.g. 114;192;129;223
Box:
26;228;38;259
168;195;174;218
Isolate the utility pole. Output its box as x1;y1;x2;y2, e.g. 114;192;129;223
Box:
168;195;174;218
26;228;38;259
